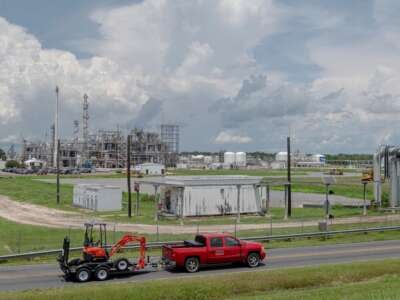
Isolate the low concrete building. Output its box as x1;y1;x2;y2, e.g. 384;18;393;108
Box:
24;158;46;169
138;175;263;217
73;184;122;211
135;162;165;175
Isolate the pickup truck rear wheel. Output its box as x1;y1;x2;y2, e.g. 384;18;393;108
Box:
185;257;200;273
247;252;260;268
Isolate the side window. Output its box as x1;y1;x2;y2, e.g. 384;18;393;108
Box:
210;237;223;247
224;237;240;247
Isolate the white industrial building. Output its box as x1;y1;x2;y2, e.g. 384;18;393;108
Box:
24;158;46;169
73;184;122;211
296;154;326;167
138;176;262;217
134;162;165;175
274;152;326;168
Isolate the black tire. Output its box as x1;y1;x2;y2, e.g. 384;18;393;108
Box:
75;267;91;282
115;258;130;272
247;252;260;268
94;267;109;281
185;257;200;273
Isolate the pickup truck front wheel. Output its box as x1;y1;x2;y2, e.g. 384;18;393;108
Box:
185;257;200;273
247;252;260;268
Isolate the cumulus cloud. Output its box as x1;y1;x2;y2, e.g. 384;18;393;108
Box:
0;16;149;138
214;131;252;144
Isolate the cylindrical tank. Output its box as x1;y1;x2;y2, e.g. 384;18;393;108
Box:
235;152;247;166
275;151;287;161
224;152;235;165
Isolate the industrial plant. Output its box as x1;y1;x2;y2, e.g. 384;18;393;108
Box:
19;93;180;169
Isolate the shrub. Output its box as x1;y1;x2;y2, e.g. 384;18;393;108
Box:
5;160;20;168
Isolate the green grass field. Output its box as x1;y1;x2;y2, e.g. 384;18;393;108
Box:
37;168;308;179
2;259;400;299
0;176;383;226
0;176;73;209
168;168;308;177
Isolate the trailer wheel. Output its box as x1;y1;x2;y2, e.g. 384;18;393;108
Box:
95;267;109;281
75;267;91;282
247;252;260;268
185;257;199;273
115;258;129;272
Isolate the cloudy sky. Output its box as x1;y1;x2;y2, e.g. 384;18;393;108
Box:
1;0;400;153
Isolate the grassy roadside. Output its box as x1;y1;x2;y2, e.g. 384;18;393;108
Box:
2;259;400;299
229;275;400;299
2;213;400;264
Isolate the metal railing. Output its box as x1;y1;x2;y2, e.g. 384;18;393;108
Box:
1;225;399;261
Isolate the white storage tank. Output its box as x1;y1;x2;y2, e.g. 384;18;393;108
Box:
224;152;235;165
275;151;288;162
235;152;247;167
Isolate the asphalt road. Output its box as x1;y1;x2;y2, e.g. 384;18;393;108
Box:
2;239;400;292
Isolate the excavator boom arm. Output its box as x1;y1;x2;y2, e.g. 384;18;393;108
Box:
109;234;147;269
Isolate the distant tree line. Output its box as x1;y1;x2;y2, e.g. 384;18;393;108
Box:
180;151;373;162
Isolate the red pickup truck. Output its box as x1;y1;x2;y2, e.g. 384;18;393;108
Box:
162;233;266;272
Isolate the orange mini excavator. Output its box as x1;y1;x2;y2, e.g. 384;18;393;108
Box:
58;222;147;282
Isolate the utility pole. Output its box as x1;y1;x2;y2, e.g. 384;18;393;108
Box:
362;180;368;216
325;183;330;218
127;135;132;218
287;136;292;217
53;86;59;167
56;139;60;205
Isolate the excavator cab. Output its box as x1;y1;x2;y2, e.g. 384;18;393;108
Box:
82;222;109;262
83;222;107;248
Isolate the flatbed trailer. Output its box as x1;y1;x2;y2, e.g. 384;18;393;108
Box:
57;222;161;282
58;250;161;282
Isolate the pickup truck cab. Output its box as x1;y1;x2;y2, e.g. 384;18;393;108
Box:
162;233;266;272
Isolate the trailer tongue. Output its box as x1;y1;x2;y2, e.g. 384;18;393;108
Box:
57;222;154;282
